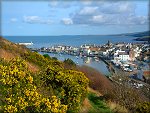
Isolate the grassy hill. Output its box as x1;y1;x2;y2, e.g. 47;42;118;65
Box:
0;36;89;112
0;36;149;113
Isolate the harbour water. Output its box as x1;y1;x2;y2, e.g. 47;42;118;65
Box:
39;52;110;75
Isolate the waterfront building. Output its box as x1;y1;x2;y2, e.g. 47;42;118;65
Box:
129;49;136;61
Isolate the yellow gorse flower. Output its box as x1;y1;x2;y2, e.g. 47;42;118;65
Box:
4;105;18;113
27;76;33;83
5;98;11;104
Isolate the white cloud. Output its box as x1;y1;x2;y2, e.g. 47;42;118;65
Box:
125;16;148;25
81;0;92;6
92;15;105;23
23;16;53;24
48;1;76;8
79;6;98;15
48;0;58;7
61;18;73;25
23;16;40;23
68;1;148;26
10;18;18;22
96;1;135;14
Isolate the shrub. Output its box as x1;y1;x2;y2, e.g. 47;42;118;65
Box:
43;54;51;59
41;65;89;113
52;57;58;60
63;58;76;69
136;102;150;113
0;58;67;113
77;65;113;95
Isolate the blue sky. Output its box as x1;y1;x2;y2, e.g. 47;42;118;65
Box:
1;0;149;36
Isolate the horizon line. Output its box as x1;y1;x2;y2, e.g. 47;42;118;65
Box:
2;30;150;37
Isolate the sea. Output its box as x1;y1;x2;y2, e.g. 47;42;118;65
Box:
3;35;141;75
4;35;139;48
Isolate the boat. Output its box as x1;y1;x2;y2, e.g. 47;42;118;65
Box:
95;59;99;62
17;42;33;46
76;56;79;59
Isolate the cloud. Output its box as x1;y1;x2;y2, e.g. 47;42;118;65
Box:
125;16;148;25
23;16;53;24
23;16;40;23
92;15;105;23
96;1;136;14
48;0;58;7
66;1;148;26
61;18;73;25
81;0;92;6
79;6;98;15
48;0;76;8
10;18;18;22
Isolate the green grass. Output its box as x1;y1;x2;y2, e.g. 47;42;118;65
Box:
88;93;113;113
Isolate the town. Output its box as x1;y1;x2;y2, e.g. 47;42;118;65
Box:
30;41;150;87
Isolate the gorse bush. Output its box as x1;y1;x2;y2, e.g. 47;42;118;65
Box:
41;63;89;113
25;52;47;67
136;102;150;113
0;58;67;113
0;57;89;113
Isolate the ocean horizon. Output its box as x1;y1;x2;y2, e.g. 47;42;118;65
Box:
4;35;140;48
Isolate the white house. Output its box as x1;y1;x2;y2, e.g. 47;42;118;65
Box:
113;49;130;61
118;52;130;61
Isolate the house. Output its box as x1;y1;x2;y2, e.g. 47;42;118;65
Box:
118;52;130;61
113;49;130;61
89;47;100;55
99;48;108;56
81;44;95;49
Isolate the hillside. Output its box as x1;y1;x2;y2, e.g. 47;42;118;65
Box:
0;36;116;113
133;36;150;42
0;36;40;72
0;36;149;113
0;36;90;113
125;31;150;42
125;31;150;37
0;36;28;59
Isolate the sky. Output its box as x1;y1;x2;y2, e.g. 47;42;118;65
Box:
1;0;149;36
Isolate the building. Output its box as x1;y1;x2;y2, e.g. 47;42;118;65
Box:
129;49;136;61
113;49;130;61
118;52;130;61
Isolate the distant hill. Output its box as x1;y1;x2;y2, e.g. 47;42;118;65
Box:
120;31;150;42
125;31;150;37
133;36;150;42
